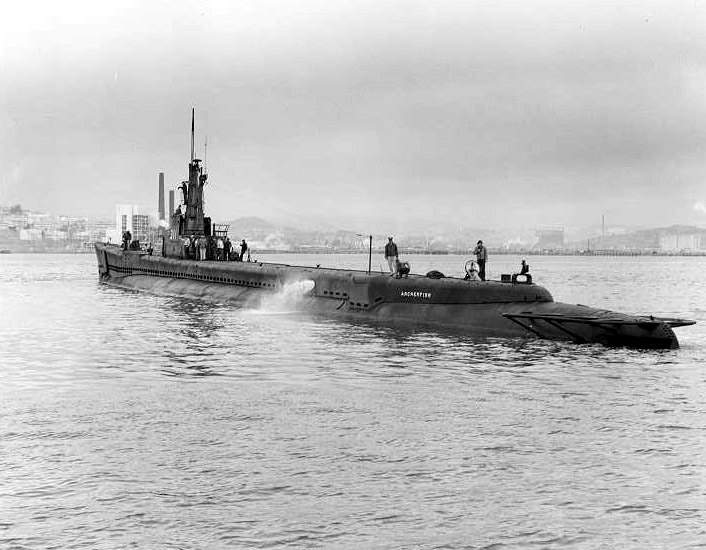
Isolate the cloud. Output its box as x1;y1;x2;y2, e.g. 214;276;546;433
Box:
3;1;706;230
694;202;706;215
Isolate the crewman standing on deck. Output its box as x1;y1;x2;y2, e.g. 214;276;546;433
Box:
189;234;196;260
240;239;249;262
384;236;398;276
473;240;488;281
198;235;207;261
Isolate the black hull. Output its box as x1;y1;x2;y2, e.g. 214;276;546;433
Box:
95;243;688;349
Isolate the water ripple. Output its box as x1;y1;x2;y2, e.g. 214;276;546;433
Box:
1;254;706;548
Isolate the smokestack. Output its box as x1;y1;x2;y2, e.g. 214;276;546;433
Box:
169;190;175;217
158;172;165;221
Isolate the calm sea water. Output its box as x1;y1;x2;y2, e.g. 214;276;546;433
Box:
1;253;705;549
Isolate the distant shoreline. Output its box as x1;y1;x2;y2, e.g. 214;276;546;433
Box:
1;246;706;257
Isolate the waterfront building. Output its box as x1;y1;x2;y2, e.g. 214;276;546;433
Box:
110;204;152;244
658;232;706;252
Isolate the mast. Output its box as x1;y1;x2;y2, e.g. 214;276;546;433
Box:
190;107;195;161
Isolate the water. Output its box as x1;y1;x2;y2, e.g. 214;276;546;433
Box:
1;253;705;549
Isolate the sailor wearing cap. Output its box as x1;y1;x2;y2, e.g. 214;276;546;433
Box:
473;239;488;281
384;236;399;276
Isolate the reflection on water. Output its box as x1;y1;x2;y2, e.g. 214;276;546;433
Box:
0;253;705;548
159;299;229;376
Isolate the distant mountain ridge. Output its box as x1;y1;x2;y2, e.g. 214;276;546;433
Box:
224;217;281;237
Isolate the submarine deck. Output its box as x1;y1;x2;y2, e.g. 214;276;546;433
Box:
97;244;555;306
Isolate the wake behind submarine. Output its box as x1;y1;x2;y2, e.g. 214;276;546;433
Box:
94;111;695;350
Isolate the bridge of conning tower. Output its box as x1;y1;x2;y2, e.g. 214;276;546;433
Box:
178;109;209;237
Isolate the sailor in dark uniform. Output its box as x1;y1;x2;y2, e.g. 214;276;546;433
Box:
189;234;196;260
473;240;488;281
520;258;529;275
384;237;398;275
241;239;249;262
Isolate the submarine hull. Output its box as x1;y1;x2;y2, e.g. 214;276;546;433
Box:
95;243;686;349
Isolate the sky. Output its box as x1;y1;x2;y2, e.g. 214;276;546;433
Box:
1;0;706;233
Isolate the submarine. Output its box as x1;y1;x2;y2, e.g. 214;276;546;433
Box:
94;111;695;349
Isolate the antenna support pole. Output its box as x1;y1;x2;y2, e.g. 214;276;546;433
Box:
368;235;372;275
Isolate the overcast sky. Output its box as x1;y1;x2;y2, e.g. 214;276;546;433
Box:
2;0;706;232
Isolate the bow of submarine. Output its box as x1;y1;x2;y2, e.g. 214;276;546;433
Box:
300;271;693;349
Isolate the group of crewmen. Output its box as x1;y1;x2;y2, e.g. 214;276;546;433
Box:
383;237;409;278
183;234;250;262
466;240;529;281
385;236;491;280
385;236;491;279
385;236;527;282
120;230;144;252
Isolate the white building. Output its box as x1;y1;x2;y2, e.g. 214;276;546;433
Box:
107;204;153;244
658;233;705;252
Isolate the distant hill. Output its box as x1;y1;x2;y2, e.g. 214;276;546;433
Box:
212;215;706;252
224;217;281;238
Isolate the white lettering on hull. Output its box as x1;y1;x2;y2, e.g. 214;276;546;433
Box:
400;290;432;299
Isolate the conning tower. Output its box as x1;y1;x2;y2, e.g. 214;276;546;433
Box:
179;108;208;236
